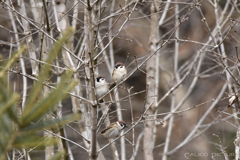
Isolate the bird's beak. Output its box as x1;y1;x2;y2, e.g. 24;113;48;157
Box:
125;125;128;128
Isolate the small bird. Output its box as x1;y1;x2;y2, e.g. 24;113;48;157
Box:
95;75;109;99
112;62;127;84
101;121;128;139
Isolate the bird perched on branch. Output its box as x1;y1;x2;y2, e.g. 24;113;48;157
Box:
111;62;127;89
112;62;127;84
95;75;109;101
101;121;127;140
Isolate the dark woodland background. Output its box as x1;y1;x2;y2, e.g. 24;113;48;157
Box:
1;0;240;159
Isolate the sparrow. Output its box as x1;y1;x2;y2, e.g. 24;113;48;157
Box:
95;75;109;99
101;121;127;139
112;62;127;84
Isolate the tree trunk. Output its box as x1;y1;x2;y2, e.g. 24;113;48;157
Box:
144;1;160;160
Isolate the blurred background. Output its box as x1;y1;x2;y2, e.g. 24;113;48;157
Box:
1;0;240;159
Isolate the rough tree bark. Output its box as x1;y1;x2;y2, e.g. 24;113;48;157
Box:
143;1;160;160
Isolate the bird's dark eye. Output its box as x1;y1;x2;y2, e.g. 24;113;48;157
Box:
121;123;124;127
115;65;118;69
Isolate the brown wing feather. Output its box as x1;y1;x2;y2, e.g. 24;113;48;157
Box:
101;123;117;134
101;127;110;134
